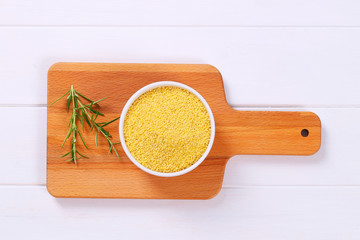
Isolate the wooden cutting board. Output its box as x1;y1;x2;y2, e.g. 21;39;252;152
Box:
47;63;321;199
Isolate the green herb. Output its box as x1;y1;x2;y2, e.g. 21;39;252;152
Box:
50;85;120;164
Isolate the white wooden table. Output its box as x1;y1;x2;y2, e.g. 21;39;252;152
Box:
1;1;360;239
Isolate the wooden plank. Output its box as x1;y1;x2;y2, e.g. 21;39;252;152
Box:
47;63;320;199
0;107;358;186
0;0;359;26
1;28;360;105
0;107;47;185
0;186;359;240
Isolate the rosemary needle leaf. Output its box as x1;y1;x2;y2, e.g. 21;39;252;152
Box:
61;128;72;148
115;151;119;158
88;98;106;107
76;150;89;159
49;90;70;107
90;121;95;131
104;130;111;137
77;131;88;149
90;108;104;117
66;97;71;112
80;114;85;132
95;131;98;147
75;91;96;103
61;151;71;158
113;147;119;158
76;111;84;131
101;117;120;127
83;113;91;127
68;117;72;127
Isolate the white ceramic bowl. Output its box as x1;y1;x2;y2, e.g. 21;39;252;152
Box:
119;81;216;177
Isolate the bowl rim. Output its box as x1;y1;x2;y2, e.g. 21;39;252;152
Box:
119;81;216;177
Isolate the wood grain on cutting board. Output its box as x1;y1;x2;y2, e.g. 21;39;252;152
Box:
47;63;321;199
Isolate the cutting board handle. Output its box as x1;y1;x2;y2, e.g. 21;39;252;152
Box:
212;109;321;156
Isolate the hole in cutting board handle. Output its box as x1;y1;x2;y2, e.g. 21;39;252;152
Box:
301;129;309;137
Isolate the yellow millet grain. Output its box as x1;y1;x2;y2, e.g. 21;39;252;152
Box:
124;86;211;173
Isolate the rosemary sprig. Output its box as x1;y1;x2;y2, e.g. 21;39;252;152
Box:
77;98;120;158
50;85;120;163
